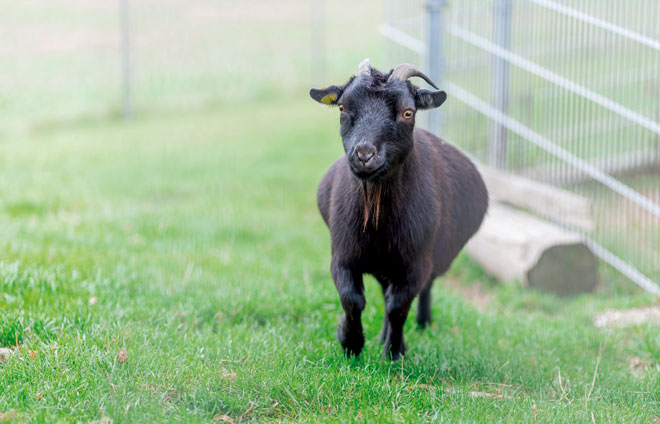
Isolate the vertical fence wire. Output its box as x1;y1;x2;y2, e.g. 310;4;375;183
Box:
310;0;325;88
120;0;132;119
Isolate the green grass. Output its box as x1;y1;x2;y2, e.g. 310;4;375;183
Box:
1;1;658;421
0;97;659;422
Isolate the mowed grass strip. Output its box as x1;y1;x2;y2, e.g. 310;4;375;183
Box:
0;98;658;422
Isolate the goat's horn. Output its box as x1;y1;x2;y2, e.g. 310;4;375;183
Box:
357;58;371;76
389;63;439;89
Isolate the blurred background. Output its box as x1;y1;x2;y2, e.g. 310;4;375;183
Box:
1;0;658;293
0;0;383;131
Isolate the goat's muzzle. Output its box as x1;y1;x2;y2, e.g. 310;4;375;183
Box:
350;143;382;180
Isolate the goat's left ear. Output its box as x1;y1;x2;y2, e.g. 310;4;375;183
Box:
309;85;343;105
415;89;447;110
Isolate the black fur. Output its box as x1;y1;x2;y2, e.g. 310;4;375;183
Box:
311;65;488;360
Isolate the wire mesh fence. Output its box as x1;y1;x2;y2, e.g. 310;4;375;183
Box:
383;0;660;293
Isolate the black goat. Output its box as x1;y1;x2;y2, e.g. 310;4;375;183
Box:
310;59;488;360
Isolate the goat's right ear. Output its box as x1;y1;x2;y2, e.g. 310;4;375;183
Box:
309;85;343;105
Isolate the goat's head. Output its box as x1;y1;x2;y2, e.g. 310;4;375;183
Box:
310;59;447;181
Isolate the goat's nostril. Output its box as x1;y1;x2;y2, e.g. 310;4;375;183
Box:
357;152;374;163
356;145;376;164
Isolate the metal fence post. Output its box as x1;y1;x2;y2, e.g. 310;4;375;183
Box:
120;0;132;119
490;0;512;168
426;0;446;135
310;0;325;87
386;0;395;67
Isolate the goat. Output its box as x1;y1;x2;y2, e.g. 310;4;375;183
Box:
310;59;488;360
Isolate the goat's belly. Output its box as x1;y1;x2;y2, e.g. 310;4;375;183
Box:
337;212;436;276
354;242;414;276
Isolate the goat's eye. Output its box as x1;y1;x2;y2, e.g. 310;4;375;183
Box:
338;105;346;113
402;109;414;119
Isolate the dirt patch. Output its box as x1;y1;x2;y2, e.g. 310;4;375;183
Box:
443;277;492;312
0;348;14;363
594;307;660;328
628;356;651;377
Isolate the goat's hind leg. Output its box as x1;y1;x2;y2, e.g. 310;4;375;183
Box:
416;278;434;329
376;276;390;343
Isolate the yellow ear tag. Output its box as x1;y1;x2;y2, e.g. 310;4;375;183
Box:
320;93;337;105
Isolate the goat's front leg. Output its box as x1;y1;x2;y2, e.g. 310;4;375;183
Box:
331;258;365;357
382;286;413;360
383;268;428;360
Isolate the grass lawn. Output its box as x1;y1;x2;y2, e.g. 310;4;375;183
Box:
0;97;659;423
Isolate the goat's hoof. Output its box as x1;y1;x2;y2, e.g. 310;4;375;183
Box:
390;351;404;361
337;326;364;357
385;349;405;361
384;342;406;361
416;312;431;330
416;320;429;330
342;344;362;357
339;339;364;357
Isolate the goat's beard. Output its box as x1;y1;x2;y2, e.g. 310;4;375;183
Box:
361;181;382;232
